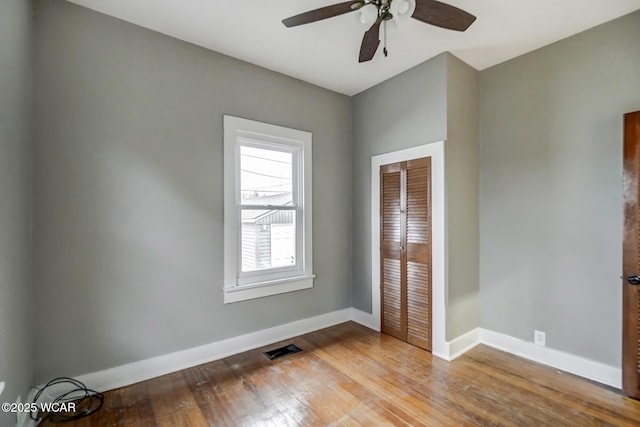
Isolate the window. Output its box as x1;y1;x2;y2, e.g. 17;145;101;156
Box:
223;116;313;303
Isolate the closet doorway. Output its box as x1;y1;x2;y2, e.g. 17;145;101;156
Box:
380;157;432;351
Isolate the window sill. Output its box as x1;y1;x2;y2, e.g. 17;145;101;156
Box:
223;275;315;304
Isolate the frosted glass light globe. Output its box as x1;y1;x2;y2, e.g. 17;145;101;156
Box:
390;0;416;23
397;0;410;14
359;4;378;26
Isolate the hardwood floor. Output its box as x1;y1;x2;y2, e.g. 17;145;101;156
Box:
40;322;640;426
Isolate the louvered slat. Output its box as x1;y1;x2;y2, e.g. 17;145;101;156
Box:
382;259;402;333
407;261;430;349
382;171;401;243
407;165;430;245
381;166;403;339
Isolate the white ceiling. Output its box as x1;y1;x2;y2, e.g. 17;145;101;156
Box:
66;0;640;96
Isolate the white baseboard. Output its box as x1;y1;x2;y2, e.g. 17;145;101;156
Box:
479;328;621;389
74;308;352;393
446;328;480;360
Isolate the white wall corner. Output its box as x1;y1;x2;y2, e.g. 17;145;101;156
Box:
479;328;622;389
350;308;378;331
447;328;480;360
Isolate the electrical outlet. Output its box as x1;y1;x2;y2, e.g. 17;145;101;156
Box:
534;330;546;346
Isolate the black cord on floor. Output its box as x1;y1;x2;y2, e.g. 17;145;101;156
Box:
30;377;104;423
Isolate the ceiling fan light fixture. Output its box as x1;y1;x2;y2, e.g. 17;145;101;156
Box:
390;0;415;23
358;4;378;25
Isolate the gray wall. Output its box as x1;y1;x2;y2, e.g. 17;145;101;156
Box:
351;54;448;312
0;0;33;422
479;10;640;366
33;0;352;382
445;55;479;339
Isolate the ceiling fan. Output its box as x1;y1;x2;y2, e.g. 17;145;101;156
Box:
282;0;476;63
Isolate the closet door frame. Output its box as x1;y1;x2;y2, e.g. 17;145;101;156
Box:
371;141;447;359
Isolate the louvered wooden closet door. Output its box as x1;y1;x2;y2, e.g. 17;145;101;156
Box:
380;158;432;351
623;111;640;399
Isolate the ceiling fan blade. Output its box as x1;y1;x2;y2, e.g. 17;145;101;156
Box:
282;1;363;28
412;0;476;31
359;19;381;63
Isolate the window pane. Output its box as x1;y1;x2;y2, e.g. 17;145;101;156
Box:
240;146;292;206
241;210;296;272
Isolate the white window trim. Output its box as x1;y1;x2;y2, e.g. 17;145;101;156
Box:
223;115;313;304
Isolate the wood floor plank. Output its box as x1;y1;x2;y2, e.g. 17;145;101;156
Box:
182;362;235;426
118;380;156;426
90;388;123;427
147;371;208;426
39;322;640;426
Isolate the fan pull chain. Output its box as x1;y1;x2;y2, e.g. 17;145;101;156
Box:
383;19;388;57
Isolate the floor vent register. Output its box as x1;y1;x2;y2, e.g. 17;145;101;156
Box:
263;344;303;361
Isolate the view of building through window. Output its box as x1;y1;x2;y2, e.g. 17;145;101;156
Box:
240;145;296;272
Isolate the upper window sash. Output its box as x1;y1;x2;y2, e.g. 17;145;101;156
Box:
236;137;301;208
